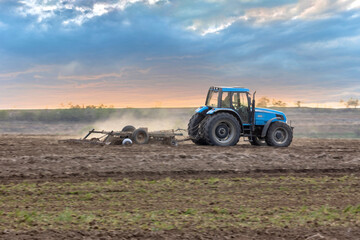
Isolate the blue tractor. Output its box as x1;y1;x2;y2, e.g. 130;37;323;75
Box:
188;86;293;147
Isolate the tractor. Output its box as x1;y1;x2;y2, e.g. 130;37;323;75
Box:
188;86;293;147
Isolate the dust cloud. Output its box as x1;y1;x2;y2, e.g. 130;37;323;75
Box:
92;108;194;132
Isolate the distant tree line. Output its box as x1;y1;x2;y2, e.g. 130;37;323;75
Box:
60;103;115;109
256;97;288;107
0;104;115;122
0;105;189;123
257;97;360;108
340;98;359;108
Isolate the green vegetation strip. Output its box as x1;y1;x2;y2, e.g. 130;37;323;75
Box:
0;176;359;231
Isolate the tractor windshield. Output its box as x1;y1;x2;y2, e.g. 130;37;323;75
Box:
206;90;219;107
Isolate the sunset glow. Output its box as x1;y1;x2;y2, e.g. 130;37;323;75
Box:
0;0;359;109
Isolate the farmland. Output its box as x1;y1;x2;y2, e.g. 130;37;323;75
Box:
0;135;359;239
0;108;359;239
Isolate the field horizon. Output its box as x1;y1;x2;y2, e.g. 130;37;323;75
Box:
0;107;359;139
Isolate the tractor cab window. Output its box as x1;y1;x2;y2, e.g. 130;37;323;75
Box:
232;93;240;110
221;92;231;108
232;92;249;123
240;93;248;107
206;90;219;107
232;92;248;108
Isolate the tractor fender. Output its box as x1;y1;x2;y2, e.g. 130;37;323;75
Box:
261;117;281;138
196;106;210;114
206;108;243;127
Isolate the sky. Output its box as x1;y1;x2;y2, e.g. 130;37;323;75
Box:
0;0;359;109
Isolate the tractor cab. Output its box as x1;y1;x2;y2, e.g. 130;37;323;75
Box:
189;86;293;147
205;86;251;124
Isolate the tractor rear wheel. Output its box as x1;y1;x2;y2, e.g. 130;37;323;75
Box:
248;136;268;146
265;122;293;147
188;113;208;145
203;113;240;146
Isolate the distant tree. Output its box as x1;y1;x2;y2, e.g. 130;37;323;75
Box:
295;101;302;108
64;103;114;109
272;99;287;107
346;98;359;108
340;98;359;108
256;97;270;107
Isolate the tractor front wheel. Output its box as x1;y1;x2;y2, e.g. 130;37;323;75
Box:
265;122;293;147
203;113;240;146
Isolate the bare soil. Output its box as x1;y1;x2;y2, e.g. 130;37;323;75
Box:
0;135;359;180
2;228;360;240
0;135;359;239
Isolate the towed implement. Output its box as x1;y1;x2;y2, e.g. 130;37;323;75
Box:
61;125;183;146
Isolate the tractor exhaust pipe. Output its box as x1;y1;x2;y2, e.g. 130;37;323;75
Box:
251;91;256;132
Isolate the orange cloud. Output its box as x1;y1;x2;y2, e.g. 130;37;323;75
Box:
58;72;125;81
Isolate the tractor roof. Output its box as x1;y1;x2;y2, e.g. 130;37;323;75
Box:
211;86;250;92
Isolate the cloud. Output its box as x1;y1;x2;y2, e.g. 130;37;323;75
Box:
188;0;360;35
0;21;7;29
0;65;51;79
64;0;168;25
145;55;200;61
245;0;360;22
58;72;124;81
348;0;360;10
57;66;150;81
0;0;359;108
17;0;72;22
17;0;167;26
300;34;360;49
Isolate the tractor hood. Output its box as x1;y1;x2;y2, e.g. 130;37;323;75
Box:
254;107;287;124
255;108;284;115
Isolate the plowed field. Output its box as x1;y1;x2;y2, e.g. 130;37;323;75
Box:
0;135;359;239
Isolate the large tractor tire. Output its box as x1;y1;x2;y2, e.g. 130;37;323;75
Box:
248;136;268;146
203;113;241;146
265;121;293;147
188;113;208;145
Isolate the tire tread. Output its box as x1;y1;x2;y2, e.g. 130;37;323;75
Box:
188;113;207;145
203;113;240;146
265;122;293;147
